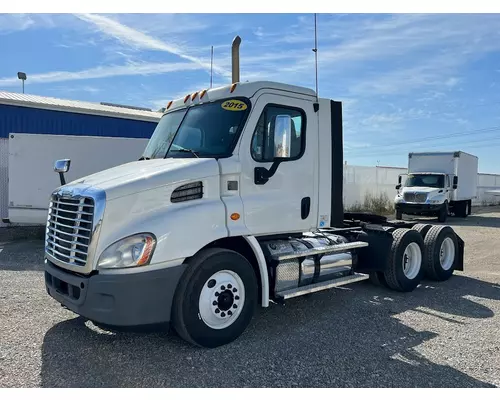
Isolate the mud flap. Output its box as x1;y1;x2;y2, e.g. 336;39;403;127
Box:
455;232;465;271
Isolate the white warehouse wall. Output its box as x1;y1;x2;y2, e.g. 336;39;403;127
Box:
5;133;148;225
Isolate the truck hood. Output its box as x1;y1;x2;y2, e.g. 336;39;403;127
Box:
68;158;220;200
402;187;443;194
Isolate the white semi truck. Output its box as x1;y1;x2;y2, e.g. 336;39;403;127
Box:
43;37;465;348
394;151;478;222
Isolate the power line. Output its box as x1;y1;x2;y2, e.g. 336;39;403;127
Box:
348;139;500;159
345;125;500;155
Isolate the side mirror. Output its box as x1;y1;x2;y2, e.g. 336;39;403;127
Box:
398;175;402;184
453;175;458;190
273;114;293;159
395;184;401;190
54;159;71;186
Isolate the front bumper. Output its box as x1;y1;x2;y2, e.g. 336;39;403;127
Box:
395;202;442;215
44;260;186;327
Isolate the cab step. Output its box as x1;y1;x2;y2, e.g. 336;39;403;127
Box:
271;241;369;261
276;272;369;300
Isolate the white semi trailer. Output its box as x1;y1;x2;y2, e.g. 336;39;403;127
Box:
43;38;465;348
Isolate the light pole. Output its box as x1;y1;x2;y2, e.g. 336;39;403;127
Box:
17;72;27;94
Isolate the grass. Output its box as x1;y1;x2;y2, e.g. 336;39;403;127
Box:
345;192;395;215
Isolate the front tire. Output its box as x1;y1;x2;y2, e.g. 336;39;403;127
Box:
172;248;258;348
383;228;425;292
423;225;459;281
438;202;448;223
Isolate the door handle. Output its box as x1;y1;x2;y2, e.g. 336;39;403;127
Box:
301;197;311;220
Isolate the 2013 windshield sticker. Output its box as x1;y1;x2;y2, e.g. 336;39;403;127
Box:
221;100;247;111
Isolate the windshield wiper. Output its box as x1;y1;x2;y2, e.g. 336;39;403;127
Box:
172;148;199;158
138;156;150;161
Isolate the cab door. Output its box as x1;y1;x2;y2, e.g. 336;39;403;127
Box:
238;93;317;236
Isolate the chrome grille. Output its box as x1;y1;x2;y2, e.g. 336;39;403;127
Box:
404;192;427;203
46;195;94;267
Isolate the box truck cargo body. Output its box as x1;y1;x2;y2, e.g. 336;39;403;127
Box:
394;151;478;222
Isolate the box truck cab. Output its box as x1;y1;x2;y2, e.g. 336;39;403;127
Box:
394;151;478;222
43;38;465;348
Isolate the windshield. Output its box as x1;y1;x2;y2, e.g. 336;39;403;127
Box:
142;98;250;159
405;174;445;188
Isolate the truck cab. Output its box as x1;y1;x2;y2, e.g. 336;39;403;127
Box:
395;172;456;222
43;39;465;348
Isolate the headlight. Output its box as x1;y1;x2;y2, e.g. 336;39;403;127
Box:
429;199;442;204
97;233;156;269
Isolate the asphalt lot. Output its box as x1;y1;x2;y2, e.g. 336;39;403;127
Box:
1;207;499;388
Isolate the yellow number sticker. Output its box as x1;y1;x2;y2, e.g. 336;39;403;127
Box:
221;99;247;111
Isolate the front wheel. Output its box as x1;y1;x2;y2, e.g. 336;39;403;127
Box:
438;202;448;223
172;248;258;348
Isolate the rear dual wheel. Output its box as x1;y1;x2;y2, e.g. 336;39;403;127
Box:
382;228;425;292
422;225;459;281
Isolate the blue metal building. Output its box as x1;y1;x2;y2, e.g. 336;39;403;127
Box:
0;91;161;139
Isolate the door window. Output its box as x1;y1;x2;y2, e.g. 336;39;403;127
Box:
251;105;306;162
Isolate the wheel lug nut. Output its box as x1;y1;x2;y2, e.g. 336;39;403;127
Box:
207;279;216;288
228;310;233;316
212;301;218;306
215;309;220;314
221;285;225;290
221;312;226;317
215;292;220;296
235;295;240;300
233;304;237;309
227;284;232;289
232;288;237;293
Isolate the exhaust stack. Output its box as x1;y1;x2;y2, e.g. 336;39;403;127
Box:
231;36;241;84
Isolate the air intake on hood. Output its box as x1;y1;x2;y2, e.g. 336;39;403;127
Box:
171;181;204;203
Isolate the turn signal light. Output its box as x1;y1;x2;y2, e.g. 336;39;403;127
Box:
230;213;240;221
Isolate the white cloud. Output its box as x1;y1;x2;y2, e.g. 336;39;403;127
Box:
74;13;230;78
0;61;201;88
0;14;34;33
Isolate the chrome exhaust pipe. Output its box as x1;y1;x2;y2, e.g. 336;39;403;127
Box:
231;36;241;84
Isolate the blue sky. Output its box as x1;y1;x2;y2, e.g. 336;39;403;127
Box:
1;13;500;173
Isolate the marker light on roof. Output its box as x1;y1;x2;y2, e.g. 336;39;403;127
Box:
166;101;173;110
200;89;207;99
230;83;237;93
184;94;190;103
191;92;198;101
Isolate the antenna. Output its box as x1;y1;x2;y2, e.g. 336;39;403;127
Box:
210;45;214;88
312;13;319;103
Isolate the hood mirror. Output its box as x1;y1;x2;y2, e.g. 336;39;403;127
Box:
54;159;71;186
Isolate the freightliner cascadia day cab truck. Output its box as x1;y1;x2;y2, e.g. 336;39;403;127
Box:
394;151;478;223
43;37;465;348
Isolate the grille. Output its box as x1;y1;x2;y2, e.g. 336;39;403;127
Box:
46;195;94;267
404;192;427;203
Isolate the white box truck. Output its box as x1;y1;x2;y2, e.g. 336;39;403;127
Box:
42;37;466;348
394;151;478;222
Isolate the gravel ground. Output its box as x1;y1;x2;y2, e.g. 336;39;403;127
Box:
1;207;499;388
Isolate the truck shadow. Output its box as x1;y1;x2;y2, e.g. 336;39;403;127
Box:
40;275;499;387
402;214;500;229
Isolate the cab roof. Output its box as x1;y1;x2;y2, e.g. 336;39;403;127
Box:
163;81;317;113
